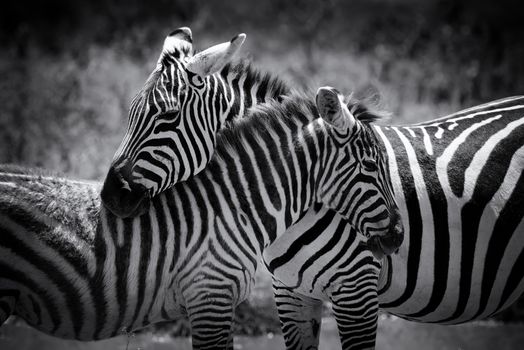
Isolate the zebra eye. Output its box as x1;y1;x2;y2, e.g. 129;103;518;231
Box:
190;75;204;88
156;109;180;122
362;160;378;172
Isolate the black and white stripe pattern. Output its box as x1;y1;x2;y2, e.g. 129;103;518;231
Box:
377;96;524;323
101;28;403;350
111;28;288;197
262;95;524;350
112;45;524;349
1;91;397;350
265;205;381;350
104;30;524;349
98;28;524;349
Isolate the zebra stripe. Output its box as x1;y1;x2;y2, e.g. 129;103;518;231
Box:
376;97;524;323
104;29;524;346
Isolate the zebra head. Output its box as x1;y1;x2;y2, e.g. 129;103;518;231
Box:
101;27;246;218
315;87;403;258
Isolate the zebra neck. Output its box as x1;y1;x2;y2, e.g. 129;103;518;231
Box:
171;160;319;251
172;130;323;249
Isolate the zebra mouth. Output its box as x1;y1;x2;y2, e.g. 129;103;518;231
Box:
101;186;151;218
100;165;152;218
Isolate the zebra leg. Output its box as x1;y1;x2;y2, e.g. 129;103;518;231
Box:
329;281;379;350
273;278;323;350
0;290;18;326
187;293;235;350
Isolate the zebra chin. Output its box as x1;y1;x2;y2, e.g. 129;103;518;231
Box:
100;164;152;218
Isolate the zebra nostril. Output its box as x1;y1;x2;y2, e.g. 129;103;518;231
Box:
391;211;404;235
113;158;134;183
389;210;404;247
100;166;124;200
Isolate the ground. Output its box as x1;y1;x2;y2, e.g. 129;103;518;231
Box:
2;315;524;350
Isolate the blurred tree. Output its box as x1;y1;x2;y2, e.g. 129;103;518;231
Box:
0;0;200;53
429;0;524;101
271;0;339;71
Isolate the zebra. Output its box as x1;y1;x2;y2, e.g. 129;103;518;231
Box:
103;27;289;218
0;88;402;350
264;94;524;349
103;27;524;349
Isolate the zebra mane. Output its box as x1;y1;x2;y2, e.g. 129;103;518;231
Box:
0;164;98;188
346;91;391;124
0;164;62;178
214;92;317;157
221;60;388;125
213;88;388;158
136;66;163;103
220;58;291;121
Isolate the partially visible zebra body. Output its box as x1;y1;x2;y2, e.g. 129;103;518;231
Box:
262;95;524;349
378;96;524;322
0;90;398;349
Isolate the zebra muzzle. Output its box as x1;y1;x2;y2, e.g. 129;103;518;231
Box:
100;163;151;218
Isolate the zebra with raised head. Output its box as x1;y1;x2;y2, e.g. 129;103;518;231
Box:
101;28;404;349
105;28;524;350
0;88;401;349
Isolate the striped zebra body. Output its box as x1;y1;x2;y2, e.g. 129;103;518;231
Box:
1;90;399;349
102;28;403;258
265;206;380;349
0;168;187;340
260;96;524;349
378;96;524;323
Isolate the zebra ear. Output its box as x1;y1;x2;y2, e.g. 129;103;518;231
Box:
316;86;355;131
162;27;193;56
186;33;246;77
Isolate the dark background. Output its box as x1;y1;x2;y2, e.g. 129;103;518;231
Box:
1;0;524;339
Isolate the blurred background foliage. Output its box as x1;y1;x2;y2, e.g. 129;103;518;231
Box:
1;0;524;177
1;0;524;328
